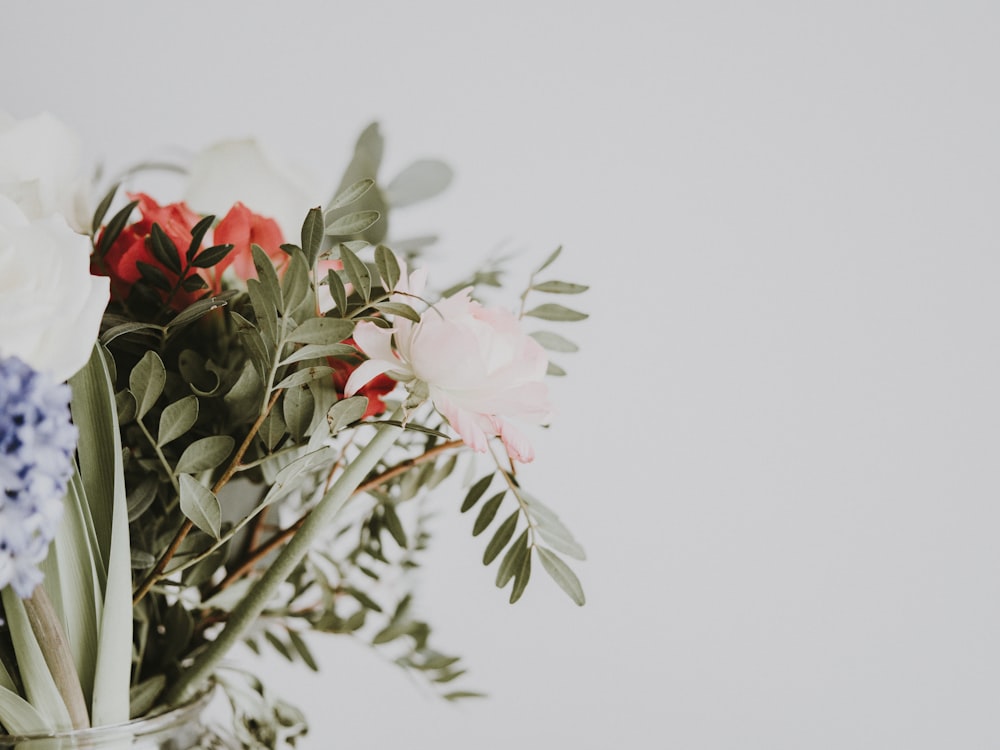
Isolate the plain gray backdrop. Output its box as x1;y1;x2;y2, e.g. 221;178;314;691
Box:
4;1;999;748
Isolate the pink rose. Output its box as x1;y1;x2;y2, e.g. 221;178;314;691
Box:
345;268;552;462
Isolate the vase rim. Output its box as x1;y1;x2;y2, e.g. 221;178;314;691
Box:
0;682;214;744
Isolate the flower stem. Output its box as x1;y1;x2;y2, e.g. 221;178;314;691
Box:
23;587;89;730
164;415;404;706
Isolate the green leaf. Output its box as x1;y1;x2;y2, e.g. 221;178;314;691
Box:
531;280;589;294
300;207;325;265
328;178;375;210
461;474;494;513
530;330;579;353
181;274;209;293
175;435;235;474
260;447;338;508
186;214;216;263
157;395;199;446
374;244;400;290
90;183;120;236
149;223;182;274
129;350;165;419
251;243;283;312
70;346;132;725
274;365;335;390
327;396;369;434
128;675;166;720
496;529;529;589
483;510;519;565
96;200;138;257
472;491;505;536
0;683;52;735
179;475;222;538
280;342;356;366
509;546;532;604
373;301;420;322
166;292;235;332
537;547;585;605
338;243;371;302
281;249;312;319
325;268;348;314
286;317;355;345
324;210;380;237
189;243;234;268
247;277;278;346
100;321;164;346
1;588;73;730
136;261;171;292
523;303;589;322
282;384;315;442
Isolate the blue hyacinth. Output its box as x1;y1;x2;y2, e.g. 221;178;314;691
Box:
0;356;77;598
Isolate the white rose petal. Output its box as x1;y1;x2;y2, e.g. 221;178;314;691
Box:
184;138;320;240
0;111;90;231
0;196;109;381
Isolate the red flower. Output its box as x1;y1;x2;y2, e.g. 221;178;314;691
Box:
97;193;206;310
209;202;285;293
329;340;395;419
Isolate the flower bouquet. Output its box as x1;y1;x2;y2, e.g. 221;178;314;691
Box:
0;113;587;746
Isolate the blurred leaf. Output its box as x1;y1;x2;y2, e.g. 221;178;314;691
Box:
385;159;453;208
537;547;585;606
280;342;355;366
287;630;319;672
260;447;337;508
533;245;563;274
179;475;222;538
530;330;579;353
382;503;408;548
90;183;120;236
252;243;283;312
328;178;375;210
531;280;589;294
524;303;588;322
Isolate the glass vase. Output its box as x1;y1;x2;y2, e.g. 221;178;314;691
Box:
0;686;238;749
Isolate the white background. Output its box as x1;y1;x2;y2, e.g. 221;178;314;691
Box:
4;1;1000;748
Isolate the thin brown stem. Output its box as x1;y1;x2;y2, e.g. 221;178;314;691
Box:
206;439;463;599
133;389;284;605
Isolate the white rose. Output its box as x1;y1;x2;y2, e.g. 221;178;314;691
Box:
0;112;90;232
183;138;320;240
0;196;109;381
